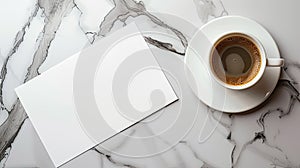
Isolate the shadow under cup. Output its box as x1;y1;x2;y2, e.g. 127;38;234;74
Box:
210;33;262;89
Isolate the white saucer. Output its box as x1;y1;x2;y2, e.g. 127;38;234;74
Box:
184;16;281;113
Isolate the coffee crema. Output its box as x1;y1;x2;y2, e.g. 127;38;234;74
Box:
210;33;262;86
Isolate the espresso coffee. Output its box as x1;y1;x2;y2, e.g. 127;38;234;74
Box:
210;33;262;86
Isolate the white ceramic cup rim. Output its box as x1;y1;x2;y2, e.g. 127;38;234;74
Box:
209;31;267;90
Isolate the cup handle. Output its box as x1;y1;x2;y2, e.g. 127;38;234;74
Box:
266;58;284;67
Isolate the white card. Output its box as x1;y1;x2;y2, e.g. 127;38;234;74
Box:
15;23;178;167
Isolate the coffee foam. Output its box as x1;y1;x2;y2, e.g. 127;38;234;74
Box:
211;33;262;86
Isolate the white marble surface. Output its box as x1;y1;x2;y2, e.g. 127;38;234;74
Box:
0;0;299;167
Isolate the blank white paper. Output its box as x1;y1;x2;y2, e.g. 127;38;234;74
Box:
15;23;178;167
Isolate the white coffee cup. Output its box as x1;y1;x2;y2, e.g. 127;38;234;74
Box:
209;32;284;90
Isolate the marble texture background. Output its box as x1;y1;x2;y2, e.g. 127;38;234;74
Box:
0;0;299;167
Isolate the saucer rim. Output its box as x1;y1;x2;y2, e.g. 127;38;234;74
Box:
184;15;281;113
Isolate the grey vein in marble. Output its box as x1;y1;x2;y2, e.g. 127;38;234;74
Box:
95;0;188;54
144;36;185;56
0;4;39;112
0;0;76;162
93;148;138;168
193;0;228;23
228;65;300;167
